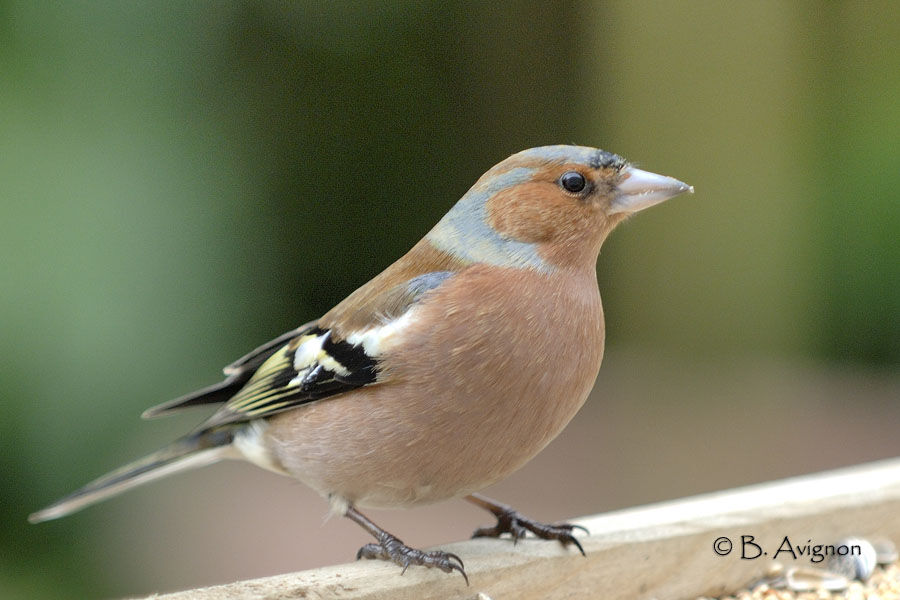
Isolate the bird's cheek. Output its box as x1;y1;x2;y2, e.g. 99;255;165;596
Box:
485;184;557;243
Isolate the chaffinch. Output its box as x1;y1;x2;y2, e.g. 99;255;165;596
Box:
30;145;692;582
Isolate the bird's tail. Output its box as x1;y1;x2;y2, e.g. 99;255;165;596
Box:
28;426;239;523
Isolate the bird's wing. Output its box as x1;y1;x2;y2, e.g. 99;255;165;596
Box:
141;323;316;419
185;270;457;429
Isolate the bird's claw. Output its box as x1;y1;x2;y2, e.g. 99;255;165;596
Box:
472;506;588;555
357;532;468;584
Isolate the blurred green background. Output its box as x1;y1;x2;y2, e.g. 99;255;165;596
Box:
2;1;898;598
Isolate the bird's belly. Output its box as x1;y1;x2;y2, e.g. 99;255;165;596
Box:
266;338;602;508
265;376;595;509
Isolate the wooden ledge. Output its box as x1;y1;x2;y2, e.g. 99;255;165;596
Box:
146;457;900;600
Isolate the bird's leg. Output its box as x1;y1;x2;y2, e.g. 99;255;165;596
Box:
345;505;468;584
464;493;587;555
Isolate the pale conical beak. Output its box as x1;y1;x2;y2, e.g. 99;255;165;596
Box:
609;166;693;214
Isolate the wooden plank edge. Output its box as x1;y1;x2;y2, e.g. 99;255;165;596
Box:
143;456;900;600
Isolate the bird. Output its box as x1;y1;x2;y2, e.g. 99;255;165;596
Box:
29;145;692;582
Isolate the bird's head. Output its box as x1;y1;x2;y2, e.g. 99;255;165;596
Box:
426;145;692;271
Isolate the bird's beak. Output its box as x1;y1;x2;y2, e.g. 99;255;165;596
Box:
609;166;693;214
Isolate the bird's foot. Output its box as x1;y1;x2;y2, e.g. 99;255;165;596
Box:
345;505;468;583
356;532;468;584
467;494;587;555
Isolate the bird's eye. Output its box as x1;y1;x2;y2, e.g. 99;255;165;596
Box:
559;171;587;194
